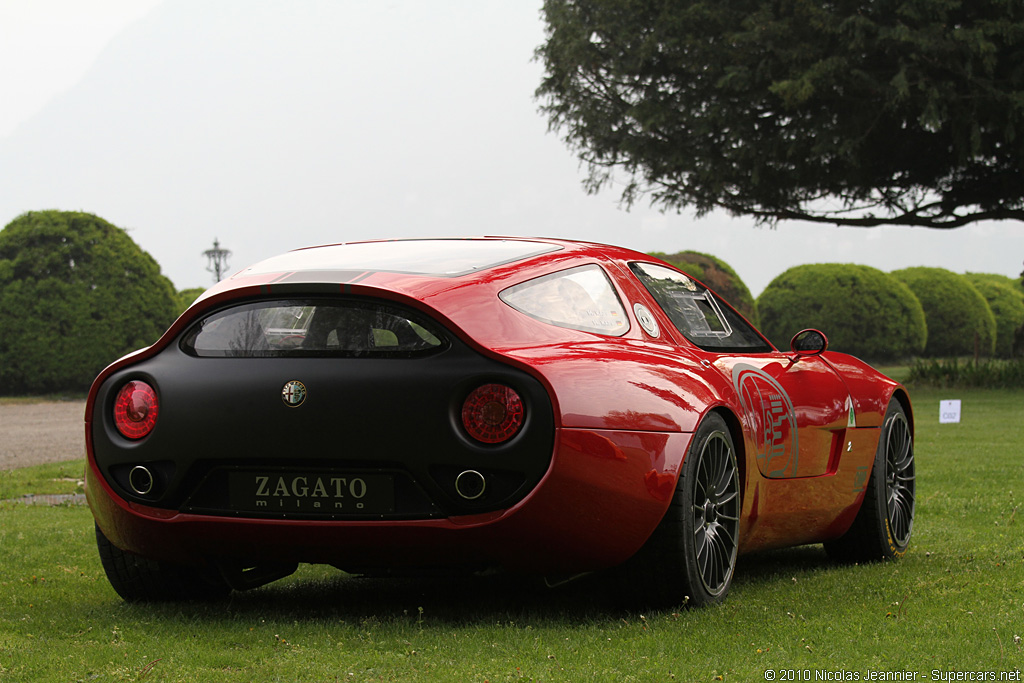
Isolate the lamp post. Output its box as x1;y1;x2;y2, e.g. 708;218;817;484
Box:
203;238;232;283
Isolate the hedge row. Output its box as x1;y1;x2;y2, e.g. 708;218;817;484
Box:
757;264;928;361
756;264;1022;362
964;274;1024;358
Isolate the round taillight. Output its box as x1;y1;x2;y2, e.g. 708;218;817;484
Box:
461;383;525;444
113;381;159;439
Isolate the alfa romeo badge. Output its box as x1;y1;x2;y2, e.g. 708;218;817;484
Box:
281;380;307;407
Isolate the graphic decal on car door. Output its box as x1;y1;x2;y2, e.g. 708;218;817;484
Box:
732;364;799;477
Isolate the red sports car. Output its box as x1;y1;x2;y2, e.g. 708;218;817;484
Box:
85;237;915;606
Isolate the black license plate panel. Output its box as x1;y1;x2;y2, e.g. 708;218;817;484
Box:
228;471;395;515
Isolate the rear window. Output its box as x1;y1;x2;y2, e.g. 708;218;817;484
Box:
182;299;447;358
499;264;628;336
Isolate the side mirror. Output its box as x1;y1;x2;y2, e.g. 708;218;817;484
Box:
790;329;828;356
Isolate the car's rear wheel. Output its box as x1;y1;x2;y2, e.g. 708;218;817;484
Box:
825;400;915;562
95;525;230;602
621;412;740;608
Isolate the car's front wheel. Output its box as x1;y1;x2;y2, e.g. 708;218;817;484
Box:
825;399;915;562
95;525;230;602
621;412;741;608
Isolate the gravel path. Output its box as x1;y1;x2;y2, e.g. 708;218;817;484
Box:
0;401;87;470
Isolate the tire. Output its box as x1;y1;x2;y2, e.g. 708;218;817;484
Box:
825;400;915;563
620;412;741;608
95;525;230;602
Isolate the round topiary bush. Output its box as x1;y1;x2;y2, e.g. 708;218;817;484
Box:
757;264;926;361
651;250;759;326
892;267;996;358
964;274;1024;358
0;211;178;394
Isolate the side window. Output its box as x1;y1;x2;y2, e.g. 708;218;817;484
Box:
629;262;771;352
499;264;629;336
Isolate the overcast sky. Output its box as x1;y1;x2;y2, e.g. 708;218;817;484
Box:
1;0;1021;297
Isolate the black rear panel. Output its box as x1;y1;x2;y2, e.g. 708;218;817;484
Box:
91;297;555;520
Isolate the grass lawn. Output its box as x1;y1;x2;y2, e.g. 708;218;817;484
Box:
1;388;1022;682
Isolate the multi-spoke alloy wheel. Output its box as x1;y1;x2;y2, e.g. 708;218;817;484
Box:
884;410;915;549
691;430;741;597
825;400;915;562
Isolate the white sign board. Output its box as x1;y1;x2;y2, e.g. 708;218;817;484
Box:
940;399;962;424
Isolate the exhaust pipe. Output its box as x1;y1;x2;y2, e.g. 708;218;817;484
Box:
128;466;155;496
455;470;486;500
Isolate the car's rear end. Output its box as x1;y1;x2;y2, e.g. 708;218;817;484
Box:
88;289;569;574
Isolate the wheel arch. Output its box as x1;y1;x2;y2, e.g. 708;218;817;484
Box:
889;388;914;438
